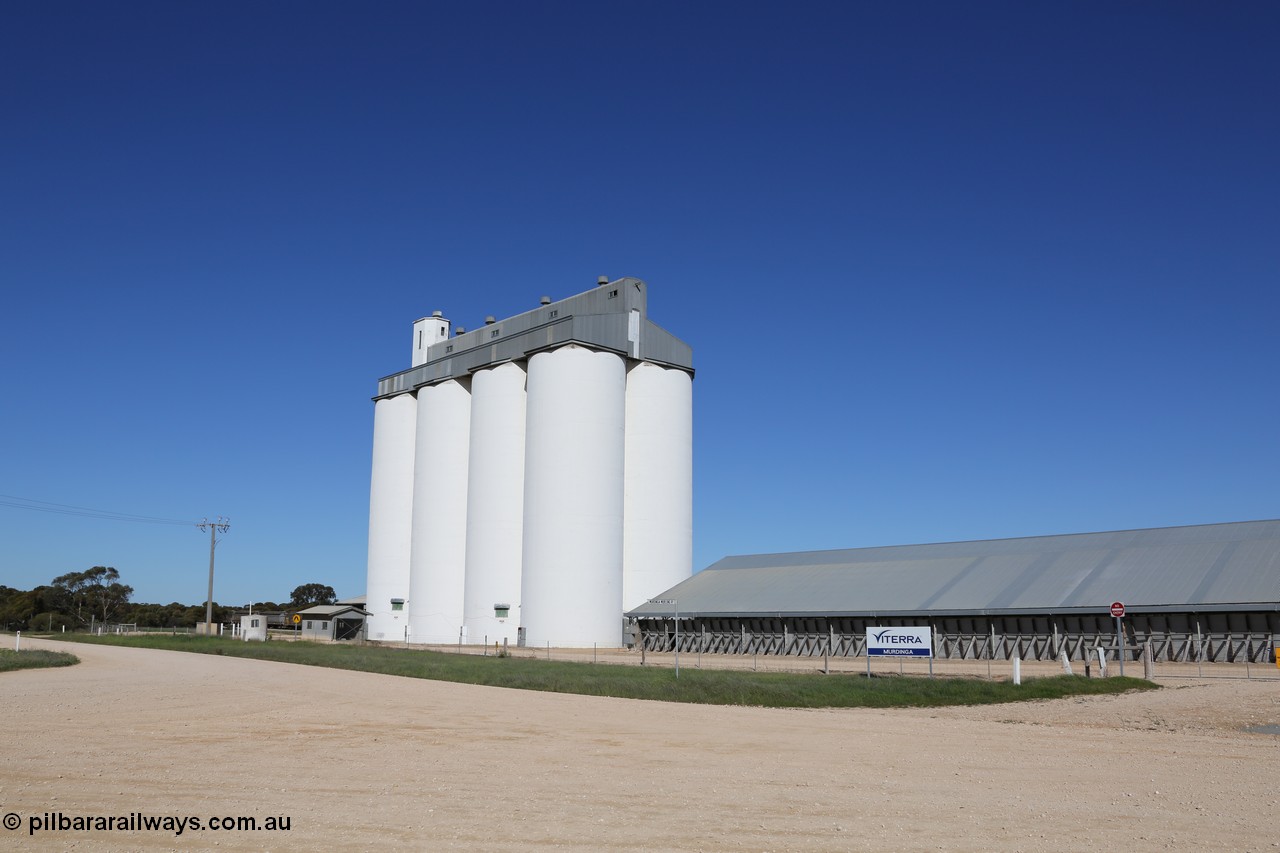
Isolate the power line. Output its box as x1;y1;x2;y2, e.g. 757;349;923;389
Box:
0;494;197;526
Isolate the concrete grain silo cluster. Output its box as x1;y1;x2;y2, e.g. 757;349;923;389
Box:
364;277;693;648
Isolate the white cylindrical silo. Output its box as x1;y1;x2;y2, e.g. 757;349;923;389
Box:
408;378;471;644
365;392;418;642
520;345;626;647
622;362;694;611
462;361;527;645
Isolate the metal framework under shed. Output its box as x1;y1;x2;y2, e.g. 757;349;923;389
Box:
636;610;1279;664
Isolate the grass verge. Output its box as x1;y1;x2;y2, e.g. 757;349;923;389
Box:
0;648;80;673
53;634;1156;708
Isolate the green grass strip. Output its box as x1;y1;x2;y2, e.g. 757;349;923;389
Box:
55;634;1155;708
0;648;80;673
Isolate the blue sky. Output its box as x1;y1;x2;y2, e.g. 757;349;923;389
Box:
2;1;1277;607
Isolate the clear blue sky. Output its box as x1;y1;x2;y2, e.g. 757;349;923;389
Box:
3;1;1277;607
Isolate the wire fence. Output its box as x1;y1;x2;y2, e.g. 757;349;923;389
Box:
27;624;1279;681
370;639;1280;682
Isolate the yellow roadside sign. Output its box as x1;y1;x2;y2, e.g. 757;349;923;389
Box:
292;614;301;624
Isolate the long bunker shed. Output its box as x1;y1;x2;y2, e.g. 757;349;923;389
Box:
628;519;1280;664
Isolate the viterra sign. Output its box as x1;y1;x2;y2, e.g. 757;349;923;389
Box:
866;627;933;657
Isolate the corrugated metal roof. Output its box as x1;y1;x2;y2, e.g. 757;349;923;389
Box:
629;520;1280;618
296;605;368;617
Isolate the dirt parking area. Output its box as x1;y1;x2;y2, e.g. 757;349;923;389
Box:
2;636;1277;851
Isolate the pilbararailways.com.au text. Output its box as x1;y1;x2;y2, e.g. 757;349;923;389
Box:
7;811;291;836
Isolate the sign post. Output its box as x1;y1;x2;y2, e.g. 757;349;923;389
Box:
1110;602;1125;677
649;599;679;678
866;626;934;678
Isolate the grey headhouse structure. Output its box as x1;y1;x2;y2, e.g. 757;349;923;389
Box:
629;520;1280;663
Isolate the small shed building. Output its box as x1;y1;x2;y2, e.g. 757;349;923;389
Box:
297;604;369;641
240;613;268;642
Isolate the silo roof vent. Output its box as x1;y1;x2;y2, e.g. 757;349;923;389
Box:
484;315;496;325
597;276;609;286
431;310;443;318
455;326;465;335
540;296;552;305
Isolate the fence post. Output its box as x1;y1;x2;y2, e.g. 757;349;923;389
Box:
986;624;993;679
1196;622;1203;678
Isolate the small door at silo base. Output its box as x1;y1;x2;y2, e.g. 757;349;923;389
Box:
241;615;268;642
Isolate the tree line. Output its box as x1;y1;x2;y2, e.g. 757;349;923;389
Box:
0;568;339;631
